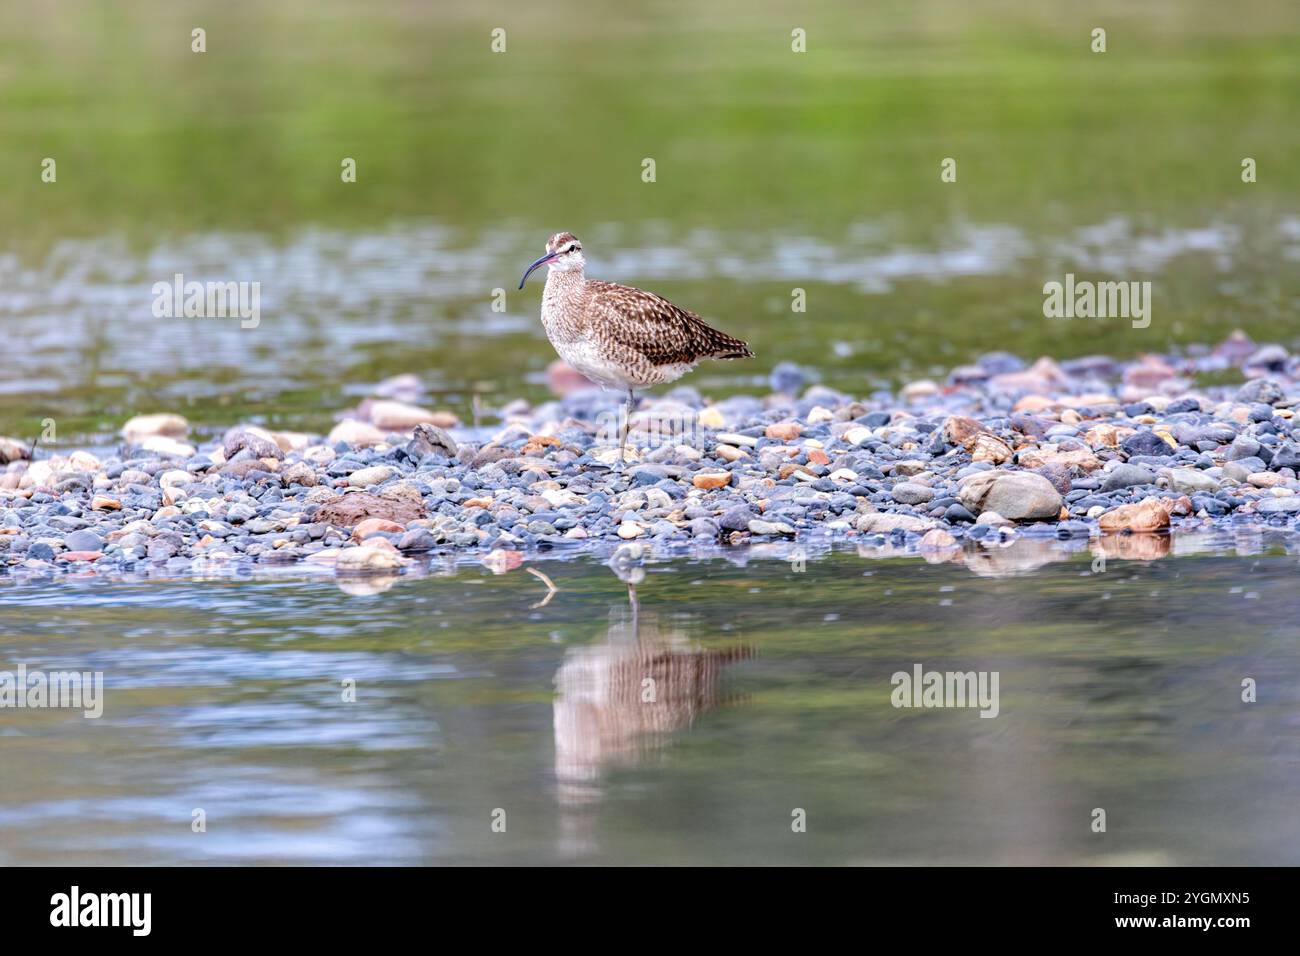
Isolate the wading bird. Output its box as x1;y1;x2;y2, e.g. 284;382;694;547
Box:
518;232;753;462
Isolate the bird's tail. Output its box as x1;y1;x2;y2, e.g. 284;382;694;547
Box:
714;343;755;360
699;323;754;360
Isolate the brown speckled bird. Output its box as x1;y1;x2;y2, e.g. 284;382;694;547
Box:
518;231;753;461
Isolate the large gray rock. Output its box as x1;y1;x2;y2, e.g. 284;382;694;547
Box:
957;470;1062;521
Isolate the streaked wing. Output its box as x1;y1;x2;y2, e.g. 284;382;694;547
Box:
585;280;751;366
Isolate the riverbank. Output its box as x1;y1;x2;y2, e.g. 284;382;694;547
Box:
2;334;1299;582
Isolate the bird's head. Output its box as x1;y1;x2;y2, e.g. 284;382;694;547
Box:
518;232;584;288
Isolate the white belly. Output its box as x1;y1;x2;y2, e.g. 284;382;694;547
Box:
554;339;635;390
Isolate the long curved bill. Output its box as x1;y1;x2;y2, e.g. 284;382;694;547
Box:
518;252;558;289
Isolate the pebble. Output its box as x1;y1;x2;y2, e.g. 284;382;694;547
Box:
857;513;936;534
697;406;726;429
328;420;387;446
1100;464;1155;491
765;422;802;441
28;542;57;562
891;482;935;505
397;528;438;551
967;433;1013;463
958;471;1062;521
60;550;103;562
1099;497;1175;532
136;435;196;458
352;517;405;542
336;545;406;574
1256;498;1300;514
363;400;457;431
63;529;103;552
747;519;796;536
347;465;397;488
121;413;188;443
1;436;32;464
919;528;958;549
693;472;732;490
1153;465;1213;493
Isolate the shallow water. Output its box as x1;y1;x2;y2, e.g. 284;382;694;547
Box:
2;541;1298;865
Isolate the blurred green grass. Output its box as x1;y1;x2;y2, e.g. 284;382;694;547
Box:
3;0;1297;244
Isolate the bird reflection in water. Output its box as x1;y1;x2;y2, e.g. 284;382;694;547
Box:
552;545;752;852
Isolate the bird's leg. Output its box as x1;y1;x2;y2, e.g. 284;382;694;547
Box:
620;389;635;464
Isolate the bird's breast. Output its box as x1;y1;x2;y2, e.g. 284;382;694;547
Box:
539;284;584;341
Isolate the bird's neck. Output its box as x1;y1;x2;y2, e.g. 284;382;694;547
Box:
540;268;589;342
541;268;587;334
543;266;585;297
